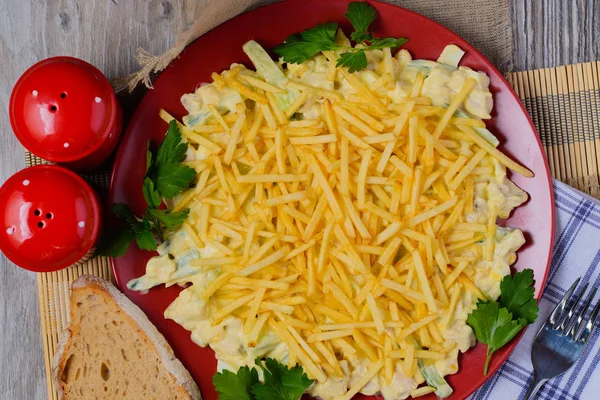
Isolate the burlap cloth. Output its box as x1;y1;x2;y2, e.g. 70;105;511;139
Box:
37;1;600;399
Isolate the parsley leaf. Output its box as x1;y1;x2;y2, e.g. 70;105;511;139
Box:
370;37;409;50
273;37;328;65
112;204;157;250
211;359;313;400
146;142;153;173
146;208;190;231
149;120;196;199
273;24;338;65
273;1;408;72
499;269;539;323
99;120;197;258
213;366;259;400
336;50;368;73
252;358;313;400
142;177;163;209
299;23;338;48
345;1;376;43
134;229;158;251
467;301;526;375
112;203;146;232
97;204;158;257
467;268;538;375
96;228;134;257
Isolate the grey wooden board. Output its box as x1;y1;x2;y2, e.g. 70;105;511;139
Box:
511;0;600;71
0;1;598;399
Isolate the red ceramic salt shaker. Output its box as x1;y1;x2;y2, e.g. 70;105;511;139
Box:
0;165;102;272
9;57;122;170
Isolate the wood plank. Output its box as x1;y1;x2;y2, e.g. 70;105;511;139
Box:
511;0;600;71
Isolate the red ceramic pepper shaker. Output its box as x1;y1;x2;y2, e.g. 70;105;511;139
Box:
9;57;122;170
0;165;102;272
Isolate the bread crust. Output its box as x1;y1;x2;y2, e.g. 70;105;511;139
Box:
52;275;202;400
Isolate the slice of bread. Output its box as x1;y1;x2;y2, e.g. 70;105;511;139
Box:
52;275;201;400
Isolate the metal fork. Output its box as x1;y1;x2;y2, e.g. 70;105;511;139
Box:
523;278;600;399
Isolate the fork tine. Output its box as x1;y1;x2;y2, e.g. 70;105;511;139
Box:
576;297;600;342
559;282;589;331
566;286;597;338
550;277;581;328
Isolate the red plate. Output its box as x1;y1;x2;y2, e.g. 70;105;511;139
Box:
110;1;554;398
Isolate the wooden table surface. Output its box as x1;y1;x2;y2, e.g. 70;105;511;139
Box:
0;1;598;399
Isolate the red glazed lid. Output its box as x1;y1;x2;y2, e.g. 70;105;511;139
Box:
0;165;102;272
9;57;120;167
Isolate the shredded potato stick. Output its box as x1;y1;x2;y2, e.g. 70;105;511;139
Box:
239;73;284;93
239;246;291;276
457;125;534;177
270;320;327;382
287;79;343;100
408;197;458;226
341;101;385;132
323;50;385;113
412;251;437;312
339;360;384;400
307;154;344;221
207;104;231;133
224;75;268;104
223;112;246;164
485;206;498;261
357;149;373;209
366;294;385;334
433;78;476;139
448;149;486;190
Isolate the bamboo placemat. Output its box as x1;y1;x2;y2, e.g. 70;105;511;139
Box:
32;61;600;399
25;153;114;400
508;62;600;197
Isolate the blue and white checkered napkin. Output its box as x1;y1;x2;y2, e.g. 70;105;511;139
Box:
469;180;600;400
